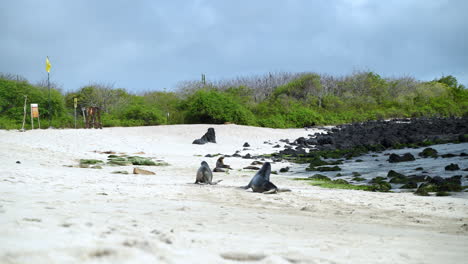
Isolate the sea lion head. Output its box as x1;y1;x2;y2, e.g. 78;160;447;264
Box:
258;162;271;176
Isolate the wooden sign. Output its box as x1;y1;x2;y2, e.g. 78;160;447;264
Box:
31;104;39;118
30;103;41;129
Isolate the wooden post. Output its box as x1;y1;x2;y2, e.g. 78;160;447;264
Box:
74;98;78;128
82;107;86;127
31;105;34;130
21;95;27;131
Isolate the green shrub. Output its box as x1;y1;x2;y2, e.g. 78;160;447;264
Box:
183;89;257;125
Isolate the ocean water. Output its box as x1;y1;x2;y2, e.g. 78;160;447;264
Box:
288;142;468;193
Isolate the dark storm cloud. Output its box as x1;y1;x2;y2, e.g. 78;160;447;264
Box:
1;0;467;92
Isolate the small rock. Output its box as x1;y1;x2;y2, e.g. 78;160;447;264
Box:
308;174;331;181
242;153;252;159
387;170;405;178
112;171;129;174
445;163;460;171
370;177;387;184
388;153;415;163
16;161;21;164
388;170;408;184
308;165;341;172
243;142;250;147
401;181;418;189
133;168;156;175
408;175;428;182
279;167;290;173
251;161;263;165
243;166;260;170
414;187;430;196
418;148;438;158
441;153;456;158
352;177;365;182
332;179;349;184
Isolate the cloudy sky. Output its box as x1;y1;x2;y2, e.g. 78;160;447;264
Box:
1;0;467;92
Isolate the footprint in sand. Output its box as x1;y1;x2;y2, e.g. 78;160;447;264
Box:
150;229;173;244
123;240;150;249
23;218;41;222
220;252;266;262
300;206;314;212
89;249;115;258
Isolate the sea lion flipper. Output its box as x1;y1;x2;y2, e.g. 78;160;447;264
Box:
241;178;253;189
262;189;278;194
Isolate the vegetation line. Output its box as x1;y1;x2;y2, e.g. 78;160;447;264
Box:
0;72;466;129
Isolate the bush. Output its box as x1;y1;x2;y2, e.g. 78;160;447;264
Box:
0;77;67;128
183;89;257;125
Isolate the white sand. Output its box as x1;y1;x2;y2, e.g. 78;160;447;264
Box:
0;124;467;264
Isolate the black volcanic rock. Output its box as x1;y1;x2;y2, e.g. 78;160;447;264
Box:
388;153;415;163
445;163;460;171
419;148;438;158
291;117;468;152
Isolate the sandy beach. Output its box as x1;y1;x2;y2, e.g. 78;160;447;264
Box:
0;124;467;264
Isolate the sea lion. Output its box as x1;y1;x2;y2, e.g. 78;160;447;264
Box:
241;162;290;194
192;128;216;144
213;157;232;172
195;161;222;184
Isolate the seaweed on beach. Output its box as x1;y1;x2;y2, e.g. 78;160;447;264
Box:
107;155;169;166
79;159;104;165
75;155;169;169
294;178;390;192
294;176;391;192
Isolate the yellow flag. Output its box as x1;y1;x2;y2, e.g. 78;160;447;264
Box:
46;57;51;73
